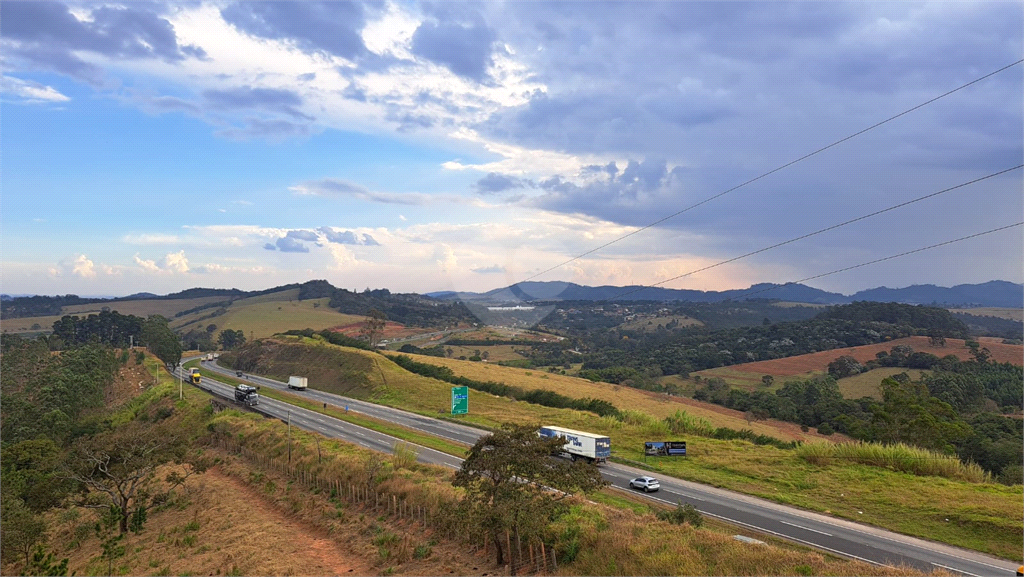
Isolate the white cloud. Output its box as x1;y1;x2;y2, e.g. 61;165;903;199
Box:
134;254;161;273
163;251;190;273
2;76;71;103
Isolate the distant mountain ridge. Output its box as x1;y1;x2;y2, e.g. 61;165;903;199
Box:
430;280;1023;308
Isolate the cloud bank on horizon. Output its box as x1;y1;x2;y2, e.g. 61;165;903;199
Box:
2;1;1021;298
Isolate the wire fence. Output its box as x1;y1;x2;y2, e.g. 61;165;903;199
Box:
210;433;558;575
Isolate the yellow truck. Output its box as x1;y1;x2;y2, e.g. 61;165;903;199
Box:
189;368;201;385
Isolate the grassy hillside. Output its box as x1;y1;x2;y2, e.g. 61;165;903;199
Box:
3;348;926;577
224;338;1024;560
172;289;366;339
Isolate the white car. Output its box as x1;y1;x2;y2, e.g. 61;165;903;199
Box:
629;476;660;492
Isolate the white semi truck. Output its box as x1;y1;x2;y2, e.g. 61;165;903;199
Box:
538;425;611;464
288;376;308;390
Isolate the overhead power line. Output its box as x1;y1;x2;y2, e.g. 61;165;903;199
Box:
518;59;1024;285
724;221;1024;303
604;164;1022;302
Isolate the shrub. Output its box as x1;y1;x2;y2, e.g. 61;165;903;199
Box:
656;501;704;527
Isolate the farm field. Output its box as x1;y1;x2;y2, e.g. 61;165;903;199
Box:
836;368;929;400
388;353;844;444
62;295;227;319
174;293;365;339
949;307;1023;321
715;336;1023;379
618;314;703;331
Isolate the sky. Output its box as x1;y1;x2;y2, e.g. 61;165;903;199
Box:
2;1;1022;299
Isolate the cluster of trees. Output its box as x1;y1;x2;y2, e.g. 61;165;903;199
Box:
547;303;971;388
326;286;476;327
693;346;1023;482
44;311;183;368
1;336;208;574
390;355;620;417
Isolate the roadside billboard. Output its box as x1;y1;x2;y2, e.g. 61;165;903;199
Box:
644;441;686;456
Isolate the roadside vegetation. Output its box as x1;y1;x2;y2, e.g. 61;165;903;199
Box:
1;337;935;576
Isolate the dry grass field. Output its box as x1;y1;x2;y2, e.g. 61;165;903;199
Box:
173;293;366;339
386;353;837;444
836;368;929;400
62;296;227;318
949;307;1023;321
618;314;703;331
715;336;1023;378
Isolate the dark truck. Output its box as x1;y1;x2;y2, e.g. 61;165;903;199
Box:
234;384;259;406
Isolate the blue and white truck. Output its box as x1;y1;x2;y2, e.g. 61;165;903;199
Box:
539;425;611;464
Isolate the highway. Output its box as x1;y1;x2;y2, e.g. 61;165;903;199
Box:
184;358;1019;577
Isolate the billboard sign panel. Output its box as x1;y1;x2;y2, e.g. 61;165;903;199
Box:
645;441;686;456
451;386;469;415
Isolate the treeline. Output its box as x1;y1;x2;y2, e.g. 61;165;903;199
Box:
693;348;1023;483
282;328;373;349
324;285;477;328
43;311;183;368
0;294;97;319
389;354;620;417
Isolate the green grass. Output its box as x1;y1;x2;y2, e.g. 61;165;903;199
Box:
173;292;364;339
215;341;1024;561
836;368;928;400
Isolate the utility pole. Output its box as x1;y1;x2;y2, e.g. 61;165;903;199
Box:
287;410;292;465
178;362;182;400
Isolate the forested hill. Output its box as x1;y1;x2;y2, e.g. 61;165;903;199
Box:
575;302;971;378
436;280;1023;307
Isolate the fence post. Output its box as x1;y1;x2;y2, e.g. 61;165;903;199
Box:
540;542;546;574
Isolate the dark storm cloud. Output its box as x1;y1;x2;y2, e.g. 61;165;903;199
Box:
474;173;533;194
0;1;204;84
410;15;497;82
220;2;371;61
203;86;313;120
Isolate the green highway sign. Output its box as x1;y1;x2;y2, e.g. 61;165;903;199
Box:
451;386;468;415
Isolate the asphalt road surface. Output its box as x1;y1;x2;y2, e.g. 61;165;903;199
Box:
184;358;1019;577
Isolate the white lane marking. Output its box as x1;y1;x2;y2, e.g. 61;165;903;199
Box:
780;520;833;536
932;562;983;577
700;510;884;567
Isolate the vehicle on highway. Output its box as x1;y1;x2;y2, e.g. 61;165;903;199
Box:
189;368;201;384
236;370;244;377
538;425;610;464
629;476;660;492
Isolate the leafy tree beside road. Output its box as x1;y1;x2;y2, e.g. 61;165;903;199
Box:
452;423;606;572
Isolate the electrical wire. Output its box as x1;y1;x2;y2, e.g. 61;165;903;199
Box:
516;59;1024;286
601;165;1023;302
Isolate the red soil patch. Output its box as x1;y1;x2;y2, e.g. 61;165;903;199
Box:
728;336;1023;377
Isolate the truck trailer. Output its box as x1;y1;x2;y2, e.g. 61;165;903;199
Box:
288;376;308;390
539;425;611;464
234;384;259;406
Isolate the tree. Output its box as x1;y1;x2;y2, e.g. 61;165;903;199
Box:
360;309;387;347
761;375;774;388
452;423;606;571
0;498;48;567
827;355;864;379
217;329;246;351
141;315;182;367
64;420;207;534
